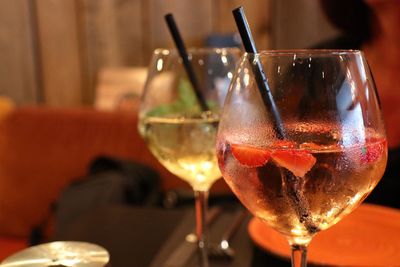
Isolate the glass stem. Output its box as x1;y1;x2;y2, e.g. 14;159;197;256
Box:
291;244;308;267
194;190;209;267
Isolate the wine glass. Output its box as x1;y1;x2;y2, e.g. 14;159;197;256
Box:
138;47;240;266
216;50;387;266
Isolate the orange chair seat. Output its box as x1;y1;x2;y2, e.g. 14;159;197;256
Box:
0;236;27;261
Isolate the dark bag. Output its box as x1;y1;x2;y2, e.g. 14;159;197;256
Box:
30;156;161;245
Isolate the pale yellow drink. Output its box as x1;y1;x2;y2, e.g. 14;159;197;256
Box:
139;113;220;191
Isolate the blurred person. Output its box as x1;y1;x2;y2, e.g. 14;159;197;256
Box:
318;0;400;208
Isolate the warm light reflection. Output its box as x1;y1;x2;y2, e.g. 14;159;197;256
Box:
221;240;229;249
202;161;213;171
221;55;228;65
156;59;163;71
235;77;241;92
243;73;250;87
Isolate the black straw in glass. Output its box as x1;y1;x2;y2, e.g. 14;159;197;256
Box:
232;6;318;232
232;6;286;139
164;13;209;112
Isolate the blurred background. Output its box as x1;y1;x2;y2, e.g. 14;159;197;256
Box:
0;0;339;108
1;1;399;263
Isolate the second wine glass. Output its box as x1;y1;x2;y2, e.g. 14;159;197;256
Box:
217;50;387;266
138;47;240;267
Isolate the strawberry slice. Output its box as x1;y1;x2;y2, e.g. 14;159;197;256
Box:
231;144;271;167
271;149;316;177
360;138;387;164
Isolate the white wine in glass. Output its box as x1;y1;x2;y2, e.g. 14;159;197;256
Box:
138;47;240;267
140;113;220;191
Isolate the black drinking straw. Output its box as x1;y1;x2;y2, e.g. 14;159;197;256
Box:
164;14;209;112
233;6;318;233
232;7;286;139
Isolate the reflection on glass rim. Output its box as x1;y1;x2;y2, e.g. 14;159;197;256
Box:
153;47;242;56
245;49;362;57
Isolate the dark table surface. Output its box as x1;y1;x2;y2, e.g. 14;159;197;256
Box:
53;204;291;267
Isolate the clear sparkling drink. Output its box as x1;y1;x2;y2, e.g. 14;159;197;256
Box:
217;123;387;245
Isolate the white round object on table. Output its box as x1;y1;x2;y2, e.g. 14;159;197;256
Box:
0;241;110;267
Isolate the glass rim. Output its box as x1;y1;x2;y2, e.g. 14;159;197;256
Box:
153;47;242;56
244;49;362;57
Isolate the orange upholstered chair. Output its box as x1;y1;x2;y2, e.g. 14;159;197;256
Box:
0;105;229;260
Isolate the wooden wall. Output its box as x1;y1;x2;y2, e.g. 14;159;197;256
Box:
0;0;39;104
271;0;339;49
0;0;272;106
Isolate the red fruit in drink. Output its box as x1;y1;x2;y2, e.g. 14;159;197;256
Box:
271;149;317;177
230;141;317;176
231;144;271;167
360;138;387;164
